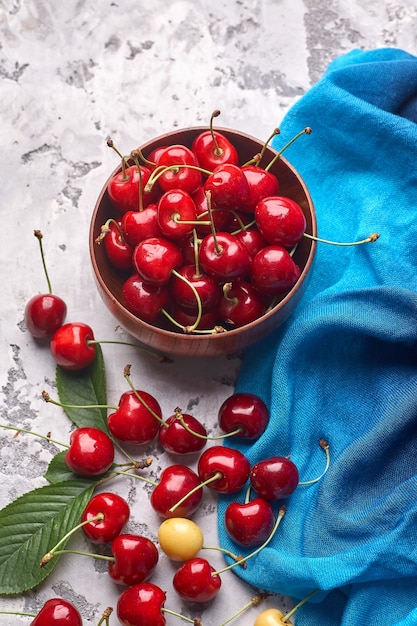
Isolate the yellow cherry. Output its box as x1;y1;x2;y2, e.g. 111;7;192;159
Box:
158;517;204;561
254;608;292;626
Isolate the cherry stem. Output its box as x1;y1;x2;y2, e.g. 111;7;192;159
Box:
40;513;105;567
162;607;199;624
0;423;68;448
123;364;166;425
42;390;118;411
174;407;243;441
167;270;203;333
192;228;202;276
0;610;37;617
113;469;158;486
145;163;212;192
106;138;130;181
213;505;286;576
209;108;222;156
219;593;270;626
130;150;145;212
97;606;113;626
242;127;281;167
303;231;380;246
33;229;53;295
169;471;223;513
202;544;246;567
85;339;172;363
298;440;330;486
95;218;126;245
265;127;312;172
281;588;320;623
205;190;221;253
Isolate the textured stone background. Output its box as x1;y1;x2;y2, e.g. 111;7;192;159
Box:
1;1;416;624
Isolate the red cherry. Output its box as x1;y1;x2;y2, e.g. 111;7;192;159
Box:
158;410;207;455
241;165;279;213
172;557;221;602
218;392;269;440
167;305;218;332
108;389;162;445
254;195;306;247
122;273;170;324
64;427;114;477
204;163;250;210
157;189;198;239
235;224;268;258
121;205;162;248
191;185;232;236
150;465;203;518
169;265;221;313
199;231;251;282
250;245;301;296
108;164;156;214
192;129;239;171
102;220;133;271
197;445;250;493
25;294;67;340
155;144;202;195
109;533;159;586
117;582;167;626
224;497;275;547
133;236;182;286
50;322;96;371
30;598;82;626
250;456;299;500
81;492;130;544
218;281;265;328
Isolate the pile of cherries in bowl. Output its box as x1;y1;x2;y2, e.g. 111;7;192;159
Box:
89;117;316;357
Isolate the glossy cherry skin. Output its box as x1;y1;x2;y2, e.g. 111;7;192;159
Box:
150;464;203;518
168;305;218;332
255;195;306;247
218;281;265;328
224;497;275;547
24;294;67;339
204;163;250;210
81;492;130;544
218;392;269;440
172;557;221;602
235;224;268;258
169;265;221;313
122;273;170;324
191;185;232;236
108;164;156;214
155;144;202;195
133;236;183;286
197;445;250;493
157;189;197;239
254;608;289;626
109;533;159;586
199;231;251;282
121;205;162;248
30;598;82;626
50;322;96;371
192;130;239;171
117;582;167;626
250;456;299;500
250;245;301;296
64;427;114;477
107;389;162;445
103;220;133;271
241;165;279;213
158;411;207;455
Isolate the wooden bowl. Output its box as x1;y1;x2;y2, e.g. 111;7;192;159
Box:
89;127;316;357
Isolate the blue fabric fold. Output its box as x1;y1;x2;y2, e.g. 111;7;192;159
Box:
217;48;417;625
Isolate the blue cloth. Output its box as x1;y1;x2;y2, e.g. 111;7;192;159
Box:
217;48;417;625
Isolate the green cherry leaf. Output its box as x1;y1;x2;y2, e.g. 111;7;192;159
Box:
0;479;95;594
44;450;116;485
55;344;108;431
